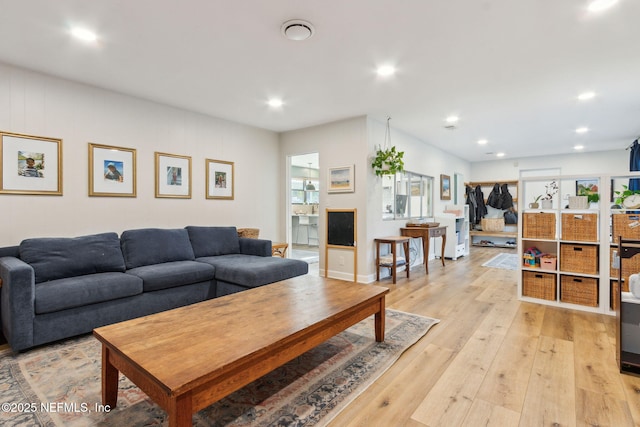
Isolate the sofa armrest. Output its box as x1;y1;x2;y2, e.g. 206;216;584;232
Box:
1;256;36;352
239;238;272;257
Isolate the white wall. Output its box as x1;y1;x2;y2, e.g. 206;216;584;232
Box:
280;115;472;282
366;117;472;281
471;150;628;181
0;63;281;246
280;116;368;280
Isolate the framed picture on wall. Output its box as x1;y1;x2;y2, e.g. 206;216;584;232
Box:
0;131;63;195
88;143;137;197
155;152;191;198
328;165;355;193
440;174;451;200
206;158;234;200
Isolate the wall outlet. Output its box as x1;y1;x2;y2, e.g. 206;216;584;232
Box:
339;256;345;266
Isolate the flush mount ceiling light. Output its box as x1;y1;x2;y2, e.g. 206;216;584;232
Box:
588;0;619;12
496;152;505;157
477;139;488;145
574;145;585;150
577;91;596;101
575;127;590;134
71;27;97;42
445;115;459;124
281;19;314;41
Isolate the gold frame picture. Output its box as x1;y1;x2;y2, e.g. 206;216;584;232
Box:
155;152;192;199
440;174;451;200
0;131;63;195
206;159;234;200
89;143;137;197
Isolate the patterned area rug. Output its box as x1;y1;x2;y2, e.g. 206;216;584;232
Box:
482;252;519;270
0;309;438;426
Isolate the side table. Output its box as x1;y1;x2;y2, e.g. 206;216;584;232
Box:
375;236;410;284
400;226;447;274
272;242;289;258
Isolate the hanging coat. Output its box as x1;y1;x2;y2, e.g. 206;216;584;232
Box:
499;183;514;209
486;183;501;208
475;185;487;222
465;185;477;225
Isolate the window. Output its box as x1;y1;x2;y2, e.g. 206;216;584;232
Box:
382;171;433;220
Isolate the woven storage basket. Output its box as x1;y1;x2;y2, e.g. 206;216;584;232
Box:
561;213;598;242
612;214;640;241
610;247;638;292
560;243;598;275
237;228;260;238
568;196;589;209
522;271;557;301
523;212;556;239
611;280;621;310
560;275;598;307
481;218;505;232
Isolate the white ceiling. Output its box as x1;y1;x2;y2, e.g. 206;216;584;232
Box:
1;0;638;162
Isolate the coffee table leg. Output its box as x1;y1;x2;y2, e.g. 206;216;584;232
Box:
375;296;386;342
168;393;192;427
102;345;119;408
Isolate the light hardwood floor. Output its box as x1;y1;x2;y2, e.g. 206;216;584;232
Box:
329;247;640;427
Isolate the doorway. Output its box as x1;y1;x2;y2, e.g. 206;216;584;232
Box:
289;153;319;275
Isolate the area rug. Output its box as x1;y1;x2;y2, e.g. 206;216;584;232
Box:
0;309;438;427
482;252;519;270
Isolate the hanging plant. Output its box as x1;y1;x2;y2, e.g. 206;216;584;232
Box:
371;146;404;176
371;116;405;177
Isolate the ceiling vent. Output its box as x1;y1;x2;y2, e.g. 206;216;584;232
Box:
281;20;315;41
444;124;457;130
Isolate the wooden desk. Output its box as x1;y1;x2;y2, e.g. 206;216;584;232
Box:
375;236;411;284
400;226;447;274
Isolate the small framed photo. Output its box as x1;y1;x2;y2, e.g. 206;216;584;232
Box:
328;165;355;193
0;131;62;195
440;174;451;200
206;159;234;200
576;179;598;196
89;143;137;197
155;152;191;198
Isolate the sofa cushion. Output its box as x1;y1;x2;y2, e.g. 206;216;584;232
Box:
126;260;215;292
121;228;195;269
186;226;240;257
19;232;126;284
34;272;143;314
197;254;308;288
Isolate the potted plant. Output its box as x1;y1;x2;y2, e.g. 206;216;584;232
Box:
541;180;558;209
614;185;640;209
530;195;542;209
371;146;405;176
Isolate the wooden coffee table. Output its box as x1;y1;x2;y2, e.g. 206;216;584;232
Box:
93;275;389;426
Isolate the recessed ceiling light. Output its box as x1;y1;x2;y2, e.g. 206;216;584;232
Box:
267;98;283;108
575;127;589;134
496;152;505;157
477;139;488;145
71;27;97;42
376;65;396;77
577;91;596;101
588;0;619;12
574;145;585;150
445;115;459;124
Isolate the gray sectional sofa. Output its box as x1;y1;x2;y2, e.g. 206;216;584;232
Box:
0;226;308;352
